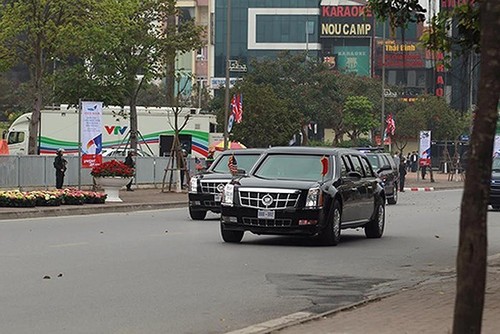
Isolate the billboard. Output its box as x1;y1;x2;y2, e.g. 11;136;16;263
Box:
81;101;103;168
320;5;374;38
334;46;371;76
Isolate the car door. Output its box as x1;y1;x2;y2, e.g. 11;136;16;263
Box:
336;155;358;222
345;154;367;221
359;155;378;219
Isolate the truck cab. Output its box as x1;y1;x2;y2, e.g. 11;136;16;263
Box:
6;114;29;154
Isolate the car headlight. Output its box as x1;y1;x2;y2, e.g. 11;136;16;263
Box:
222;184;234;205
190;177;199;193
305;187;323;208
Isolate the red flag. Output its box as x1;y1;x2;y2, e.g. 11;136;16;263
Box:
386;113;395;136
320;156;329;176
232;94;243;123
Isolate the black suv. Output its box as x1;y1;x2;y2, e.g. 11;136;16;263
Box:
490;156;500;210
188;149;265;220
357;148;399;205
220;147;386;245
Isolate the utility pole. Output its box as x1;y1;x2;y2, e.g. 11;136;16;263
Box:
223;0;232;151
380;22;386;147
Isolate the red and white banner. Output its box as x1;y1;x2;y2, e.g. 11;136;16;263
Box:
81;101;103;168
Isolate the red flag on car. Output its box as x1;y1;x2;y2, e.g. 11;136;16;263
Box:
228;154;238;175
320;156;329;176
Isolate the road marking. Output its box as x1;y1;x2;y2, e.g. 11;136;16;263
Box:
49;242;88;248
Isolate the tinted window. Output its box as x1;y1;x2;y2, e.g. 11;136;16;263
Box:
212;154;261;174
7;131;25;145
366;154;381;170
349;155;364;175
360;156;374;177
340;156;350;177
254;154;332;181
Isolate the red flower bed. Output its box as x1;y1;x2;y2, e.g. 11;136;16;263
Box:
91;160;134;178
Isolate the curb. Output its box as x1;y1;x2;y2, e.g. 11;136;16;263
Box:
0;202;188;221
404;187;435;192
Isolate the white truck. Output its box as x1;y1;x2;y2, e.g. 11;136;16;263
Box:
6;105;220;158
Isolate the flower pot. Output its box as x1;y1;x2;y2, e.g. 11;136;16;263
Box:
94;177;132;202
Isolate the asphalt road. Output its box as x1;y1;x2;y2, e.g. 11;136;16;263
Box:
1;189;500;334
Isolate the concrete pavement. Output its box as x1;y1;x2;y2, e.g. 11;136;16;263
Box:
1;172;486;334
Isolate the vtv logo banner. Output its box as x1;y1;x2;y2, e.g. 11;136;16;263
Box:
105;126;128;135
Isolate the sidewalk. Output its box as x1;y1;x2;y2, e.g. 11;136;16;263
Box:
270;255;500;334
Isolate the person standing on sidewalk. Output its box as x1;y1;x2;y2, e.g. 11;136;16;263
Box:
53;148;67;189
399;157;407;192
124;151;135;191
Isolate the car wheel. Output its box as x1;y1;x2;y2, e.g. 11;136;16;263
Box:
220;222;244;243
387;184;398;205
189;207;207;220
365;201;385;239
318;201;341;246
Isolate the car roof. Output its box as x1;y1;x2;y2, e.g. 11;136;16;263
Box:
263;146;361;156
217;148;267;155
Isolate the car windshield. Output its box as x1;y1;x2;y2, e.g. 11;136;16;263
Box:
366;154;381;170
493;157;500;172
253;154;332;181
212;154;261;174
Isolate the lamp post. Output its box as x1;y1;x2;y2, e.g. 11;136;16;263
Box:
380;22;386;147
223;0;232;150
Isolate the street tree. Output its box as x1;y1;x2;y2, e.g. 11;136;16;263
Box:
342;96;376;144
0;0;96;154
55;0;205;151
368;1;500;333
224;82;301;148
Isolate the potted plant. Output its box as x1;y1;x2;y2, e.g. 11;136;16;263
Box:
91;160;134;202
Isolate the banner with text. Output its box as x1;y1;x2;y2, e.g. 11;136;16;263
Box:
334;46;371;77
320;5;374;37
419;130;432;166
81;101;103;168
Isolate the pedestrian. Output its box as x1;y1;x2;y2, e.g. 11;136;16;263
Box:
53;148;67;189
393;151;400;167
406;152;411;172
410;151;418;172
399;158;407;192
421;164;427;180
124;151;135;191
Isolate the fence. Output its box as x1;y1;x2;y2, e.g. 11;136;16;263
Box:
0;155;202;190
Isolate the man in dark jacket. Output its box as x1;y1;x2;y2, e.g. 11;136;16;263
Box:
399;158;407;192
124;151;135;191
54;148;67;189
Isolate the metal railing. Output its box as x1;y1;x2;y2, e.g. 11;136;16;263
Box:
0;155;202;190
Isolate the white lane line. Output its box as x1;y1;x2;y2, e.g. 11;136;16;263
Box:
224;312;315;334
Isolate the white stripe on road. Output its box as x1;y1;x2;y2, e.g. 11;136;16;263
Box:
224;312;315;334
49;242;88;248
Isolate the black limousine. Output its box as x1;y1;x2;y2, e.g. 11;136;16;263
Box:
220;147;386;245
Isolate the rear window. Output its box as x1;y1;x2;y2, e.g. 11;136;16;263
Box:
366;154;381;170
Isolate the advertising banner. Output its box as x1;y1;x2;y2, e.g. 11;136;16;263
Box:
81;101;103;168
334;46;371;77
419;130;432;166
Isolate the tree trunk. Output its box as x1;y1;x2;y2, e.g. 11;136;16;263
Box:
28;48;44;155
129;98;138;152
453;1;500;333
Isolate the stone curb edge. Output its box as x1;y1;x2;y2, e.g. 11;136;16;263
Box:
0;202;188;221
404;187;435;192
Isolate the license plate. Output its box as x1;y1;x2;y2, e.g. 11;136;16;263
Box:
214;194;221;202
258;210;275;219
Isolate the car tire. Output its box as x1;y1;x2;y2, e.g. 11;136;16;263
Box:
365;200;385;239
220;223;244;243
318;201;341;246
189;207;207;220
387;184;398;205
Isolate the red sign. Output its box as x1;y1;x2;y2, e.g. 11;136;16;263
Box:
321;5;371;17
82;154;102;169
435;52;445;97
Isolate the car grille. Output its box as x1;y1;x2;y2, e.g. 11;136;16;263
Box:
200;180;231;194
203;200;219;207
242;217;292;227
238;188;300;209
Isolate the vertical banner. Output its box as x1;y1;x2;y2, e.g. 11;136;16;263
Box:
419;130;431;167
81;101;103;168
